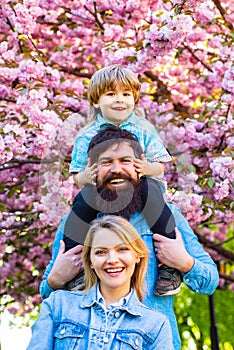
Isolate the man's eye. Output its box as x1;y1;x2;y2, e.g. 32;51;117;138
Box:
122;159;132;163
101;161;111;165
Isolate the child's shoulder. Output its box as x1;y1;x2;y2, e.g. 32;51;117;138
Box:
75;120;100;140
136;116;157;129
127;116;159;137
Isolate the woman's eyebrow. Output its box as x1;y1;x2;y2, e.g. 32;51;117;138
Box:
92;243;126;250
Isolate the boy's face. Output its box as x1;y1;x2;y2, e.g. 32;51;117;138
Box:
94;85;135;125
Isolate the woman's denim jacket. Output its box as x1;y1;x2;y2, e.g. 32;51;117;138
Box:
27;286;174;350
40;204;219;350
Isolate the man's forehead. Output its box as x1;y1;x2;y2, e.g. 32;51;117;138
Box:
97;141;134;158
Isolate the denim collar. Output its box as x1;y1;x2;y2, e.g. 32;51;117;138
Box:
96;111;137;128
80;285;143;317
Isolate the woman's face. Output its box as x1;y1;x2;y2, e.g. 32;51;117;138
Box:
90;228;138;298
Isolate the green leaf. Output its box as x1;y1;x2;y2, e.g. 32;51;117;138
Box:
208;178;215;189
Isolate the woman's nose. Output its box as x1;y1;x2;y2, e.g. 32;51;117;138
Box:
107;250;119;263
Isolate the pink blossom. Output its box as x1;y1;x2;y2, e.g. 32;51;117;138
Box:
210;156;234;181
222;64;234;95
213;179;230;201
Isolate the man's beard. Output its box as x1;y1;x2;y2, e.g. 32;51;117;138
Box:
95;173;143;219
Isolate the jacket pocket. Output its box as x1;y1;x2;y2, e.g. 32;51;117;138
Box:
117;332;144;349
54;321;86;350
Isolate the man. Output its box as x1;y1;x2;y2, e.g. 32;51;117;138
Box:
40;126;219;350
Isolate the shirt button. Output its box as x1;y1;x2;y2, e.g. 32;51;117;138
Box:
115;311;120;318
185;278;190;282
60;327;66;335
135;338;139;346
103;336;109;343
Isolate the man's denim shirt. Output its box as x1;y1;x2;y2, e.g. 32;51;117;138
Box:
40;204;219;350
28;286;174;350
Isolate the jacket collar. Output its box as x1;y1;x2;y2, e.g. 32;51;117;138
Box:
96;111;137;128
80;285;143;317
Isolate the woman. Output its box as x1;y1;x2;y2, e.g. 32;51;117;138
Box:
27;216;173;350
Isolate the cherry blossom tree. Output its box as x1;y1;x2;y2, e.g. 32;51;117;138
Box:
0;0;233;316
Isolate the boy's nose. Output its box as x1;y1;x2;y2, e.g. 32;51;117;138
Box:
115;93;124;102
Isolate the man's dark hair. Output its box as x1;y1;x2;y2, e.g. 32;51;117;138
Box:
87;126;143;164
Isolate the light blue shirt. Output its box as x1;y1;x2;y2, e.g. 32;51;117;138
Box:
28;286;174;350
39;204;219;350
69;112;172;173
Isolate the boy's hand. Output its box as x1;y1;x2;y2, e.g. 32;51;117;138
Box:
74;159;97;186
134;154;164;177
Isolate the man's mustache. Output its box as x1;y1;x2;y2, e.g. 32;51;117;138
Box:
100;173;133;187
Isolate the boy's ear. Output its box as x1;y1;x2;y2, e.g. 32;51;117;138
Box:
93;103;99;108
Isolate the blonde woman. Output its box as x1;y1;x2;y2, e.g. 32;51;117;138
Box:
27;216;173;350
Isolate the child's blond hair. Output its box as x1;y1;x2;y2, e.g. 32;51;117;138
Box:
87;64;145;121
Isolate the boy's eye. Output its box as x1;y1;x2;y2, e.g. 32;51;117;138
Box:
106;92;115;96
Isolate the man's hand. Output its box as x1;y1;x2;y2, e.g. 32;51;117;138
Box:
47;240;83;290
153;228;194;274
134;154;164;177
73;159;97;186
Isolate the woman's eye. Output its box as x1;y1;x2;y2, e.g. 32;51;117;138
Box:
119;246;129;252
95;250;106;255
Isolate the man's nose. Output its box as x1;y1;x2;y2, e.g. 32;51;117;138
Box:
110;160;122;173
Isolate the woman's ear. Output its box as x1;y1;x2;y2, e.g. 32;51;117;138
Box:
136;258;140;265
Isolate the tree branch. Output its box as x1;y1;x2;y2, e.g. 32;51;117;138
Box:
219;273;234;283
183;44;213;72
212;0;233;30
84;2;105;31
58;66;92;78
195;230;234;261
6;17;24;54
144;71;190;115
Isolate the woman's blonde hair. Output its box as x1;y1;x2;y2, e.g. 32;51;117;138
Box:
81;215;149;301
87;64;145;121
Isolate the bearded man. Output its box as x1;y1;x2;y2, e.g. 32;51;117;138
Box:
40;126;219;350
